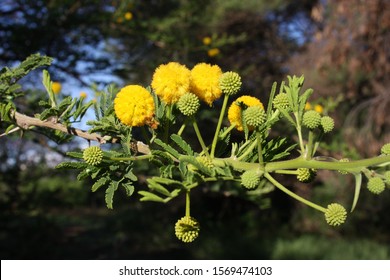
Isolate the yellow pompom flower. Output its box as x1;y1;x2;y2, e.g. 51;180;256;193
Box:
114;85;155;127
52;82;62;94
79;92;87;99
228;95;264;131
190;63;222;105
151;62;191;104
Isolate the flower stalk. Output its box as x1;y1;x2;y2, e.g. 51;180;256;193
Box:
211;94;229;158
265;173;327;213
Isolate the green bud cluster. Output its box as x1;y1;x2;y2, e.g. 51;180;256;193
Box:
273;93;290;110
178;92;200;116
381;143;390;155
244;106;267;128
297;168;316;183
325;203;347;226
175;216;200;243
241;170;260;189
321;116;334;133
196;156;214;170
302;110;321;129
338;158;350;175
367;177;385;195
384;171;390;185
83;146;103;165
219;71;242;96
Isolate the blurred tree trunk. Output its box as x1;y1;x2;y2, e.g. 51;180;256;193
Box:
288;0;390;156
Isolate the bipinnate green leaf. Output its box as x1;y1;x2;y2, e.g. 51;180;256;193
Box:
298;88;314;119
56;161;88;170
277;106;296;127
17;53;52;80
147;178;171;197
66;151;84;159
138;191;165;203
122;183;135;197
154;138;180;159
91;177;109;192
58;96;74;113
151;150;174;164
125;170;138;181
42;70;57;108
0;103;15;122
77;169;90;181
170;134;194;156
105;181;119;209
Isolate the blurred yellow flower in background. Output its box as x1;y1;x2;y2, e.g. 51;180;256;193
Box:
80;92;87;99
314;104;324;114
304;102;311;110
124;12;133;20
52;82;62;94
207;48;220;57
202;36;212;45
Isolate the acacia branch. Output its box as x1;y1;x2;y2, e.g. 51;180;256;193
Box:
9;110;151;154
13;111;107;143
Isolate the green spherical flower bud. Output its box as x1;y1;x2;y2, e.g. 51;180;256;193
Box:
321;116;335;133
244;106;267;128
273;93;290;110
219;71;242;96
302;110;321;129
297;168;316;183
175;216;200;243
325;203;347;226
83;146;103;165
367;177;385;195
384;171;390;185
380;143;390;155
196;156;214;169
178;92;200;116
338;158;350;175
241;170;260;189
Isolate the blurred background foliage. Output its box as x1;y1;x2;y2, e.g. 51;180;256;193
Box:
0;0;389;259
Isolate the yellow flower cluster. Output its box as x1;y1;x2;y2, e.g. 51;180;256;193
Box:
114;85;155;127
151;62;223;106
228;95;264;131
190;63;222;105
115;62;225;127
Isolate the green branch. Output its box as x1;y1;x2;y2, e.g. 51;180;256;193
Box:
213;155;390;173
